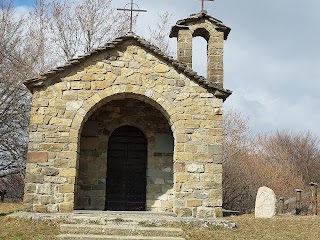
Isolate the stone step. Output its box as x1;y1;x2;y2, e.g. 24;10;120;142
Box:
73;211;176;217
60;224;184;237
57;234;186;240
10;211;236;229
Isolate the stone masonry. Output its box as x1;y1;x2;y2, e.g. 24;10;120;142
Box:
76;99;174;212
23;12;231;218
170;12;231;87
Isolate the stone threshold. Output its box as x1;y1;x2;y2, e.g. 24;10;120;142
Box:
8;211;236;229
73;210;177;217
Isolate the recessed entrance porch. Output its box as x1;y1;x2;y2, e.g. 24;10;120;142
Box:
75;97;174;212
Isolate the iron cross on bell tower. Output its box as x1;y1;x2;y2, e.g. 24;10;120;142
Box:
201;0;215;13
117;0;147;33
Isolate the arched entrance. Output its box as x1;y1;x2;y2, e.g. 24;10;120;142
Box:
75;96;174;212
106;126;147;211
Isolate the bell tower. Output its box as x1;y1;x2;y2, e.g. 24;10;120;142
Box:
170;12;231;88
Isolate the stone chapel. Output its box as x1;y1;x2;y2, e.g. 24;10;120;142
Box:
23;11;231;218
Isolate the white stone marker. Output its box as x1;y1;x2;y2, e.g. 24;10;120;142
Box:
255;186;277;218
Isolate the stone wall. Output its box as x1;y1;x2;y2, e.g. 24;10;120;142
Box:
76;99;174;212
24;40;224;218
173;16;225;87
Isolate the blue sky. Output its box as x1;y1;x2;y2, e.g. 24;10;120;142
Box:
13;0;320;137
14;0;33;6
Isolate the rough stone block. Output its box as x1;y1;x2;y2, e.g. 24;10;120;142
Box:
45;176;68;184
214;207;223;218
39;195;53;205
47;204;59;213
66;101;83;111
82;73;95;81
59;184;75;193
91;81;109;90
39;143;63;151
209;144;223;155
59;202;74;212
212;155;223;164
206;164;222;173
175;207;192;217
175;153;193;161
54;159;69;168
187;164;205;173
176;173;189;182
27;152;48;163
196;207;216;218
42;166;59;176
154;64;170;73
111;61;125;67
164;201;173;210
187;199;202;207
64;193;75;202
60;168;77;177
25;173;44;184
24;183;37;193
193;190;209;199
37;184;53;195
70;82;83;90
174;162;185;172
34;204;47;213
23;194;39;204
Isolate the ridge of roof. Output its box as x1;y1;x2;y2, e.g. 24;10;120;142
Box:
169;12;231;40
24;32;232;101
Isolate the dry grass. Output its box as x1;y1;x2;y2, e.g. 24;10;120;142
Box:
183;214;320;240
0;203;59;240
0;203;320;240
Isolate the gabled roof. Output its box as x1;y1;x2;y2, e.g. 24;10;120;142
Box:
169;12;231;40
24;33;232;101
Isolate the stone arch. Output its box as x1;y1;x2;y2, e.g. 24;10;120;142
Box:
75;94;175;211
105;117;156;145
192;27;210;42
71;85;176;138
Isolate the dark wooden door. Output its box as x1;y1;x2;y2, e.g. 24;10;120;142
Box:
106;126;147;211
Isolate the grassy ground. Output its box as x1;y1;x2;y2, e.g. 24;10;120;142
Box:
183;214;320;240
0;203;59;240
0;203;320;240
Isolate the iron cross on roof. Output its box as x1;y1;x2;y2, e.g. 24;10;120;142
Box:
201;0;215;12
117;0;147;33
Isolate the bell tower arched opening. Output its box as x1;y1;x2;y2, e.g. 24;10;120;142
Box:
192;36;208;78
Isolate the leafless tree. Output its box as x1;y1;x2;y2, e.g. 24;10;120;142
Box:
49;0;130;61
148;11;173;55
75;0;130;54
0;0;30;180
26;0;171;65
222;109;257;212
223;109;320;213
257;131;320;184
